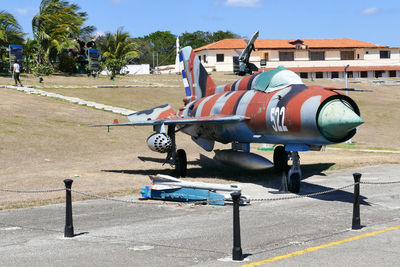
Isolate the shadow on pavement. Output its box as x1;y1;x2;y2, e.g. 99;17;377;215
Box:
103;154;368;205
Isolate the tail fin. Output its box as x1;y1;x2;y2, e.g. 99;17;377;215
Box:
179;46;216;102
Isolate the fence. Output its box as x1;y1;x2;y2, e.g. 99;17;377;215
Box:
2;173;400;261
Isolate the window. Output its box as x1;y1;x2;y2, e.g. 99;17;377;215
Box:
374;71;384;78
389;70;397;77
380;51;391;59
264;53;269;61
203;55;207;63
300;72;308;79
331;72;339;79
360;71;368;78
279;52;294;61
347;71;353;78
198;56;201;61
216;54;224;62
316;72;323;79
340;51;355;60
309;51;325;61
357;54;360;59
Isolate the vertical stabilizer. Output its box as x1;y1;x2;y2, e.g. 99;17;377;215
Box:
179;46;216;101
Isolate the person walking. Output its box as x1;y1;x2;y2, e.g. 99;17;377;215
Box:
12;60;23;87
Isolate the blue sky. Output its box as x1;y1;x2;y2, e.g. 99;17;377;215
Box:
4;0;400;47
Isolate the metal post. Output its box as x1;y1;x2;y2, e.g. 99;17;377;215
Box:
231;191;243;261
352;173;362;230
344;64;350;96
156;52;159;68
64;179;74;237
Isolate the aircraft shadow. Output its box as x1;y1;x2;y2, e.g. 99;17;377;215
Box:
103;154;369;205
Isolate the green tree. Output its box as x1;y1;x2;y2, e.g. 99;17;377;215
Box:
96;27;138;61
0;10;24;72
32;0;95;65
0;10;24;46
179;31;212;49
210;30;240;42
142;31;176;66
96;28;138;78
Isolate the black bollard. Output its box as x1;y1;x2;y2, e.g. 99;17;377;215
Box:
231;191;243;261
352;173;362;230
64;179;74;237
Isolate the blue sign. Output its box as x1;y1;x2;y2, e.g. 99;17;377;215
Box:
9;45;23;71
88;49;99;71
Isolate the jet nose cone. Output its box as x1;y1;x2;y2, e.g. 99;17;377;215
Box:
318;99;364;142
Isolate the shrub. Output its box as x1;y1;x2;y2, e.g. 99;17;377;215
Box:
30;63;54;76
57;53;76;74
104;58;127;78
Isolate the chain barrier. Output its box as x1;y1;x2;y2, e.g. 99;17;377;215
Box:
2;178;400;204
249;183;357;202
0;188;64;193
361;180;400;185
69;189;137;204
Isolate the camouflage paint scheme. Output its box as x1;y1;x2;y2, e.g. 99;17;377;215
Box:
93;46;362;153
175;47;360;151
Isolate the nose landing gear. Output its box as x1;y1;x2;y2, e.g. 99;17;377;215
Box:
273;145;301;193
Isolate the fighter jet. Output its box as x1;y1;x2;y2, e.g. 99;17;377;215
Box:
91;32;364;193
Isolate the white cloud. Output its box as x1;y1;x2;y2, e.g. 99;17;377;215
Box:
16;7;33;16
225;0;262;8
94;31;105;38
360;7;380;15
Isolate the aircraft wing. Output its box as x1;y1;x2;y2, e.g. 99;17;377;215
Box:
89;114;248;127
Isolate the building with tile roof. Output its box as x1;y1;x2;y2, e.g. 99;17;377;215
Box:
194;38;400;79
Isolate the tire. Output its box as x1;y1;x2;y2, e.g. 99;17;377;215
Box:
288;173;300;193
175;149;187;177
273;146;288;173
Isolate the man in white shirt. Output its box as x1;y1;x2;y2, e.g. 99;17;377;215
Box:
12;61;23;87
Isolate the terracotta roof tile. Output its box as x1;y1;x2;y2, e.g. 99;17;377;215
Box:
194;38;387;52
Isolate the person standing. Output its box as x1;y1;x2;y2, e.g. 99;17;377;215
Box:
12;60;23;87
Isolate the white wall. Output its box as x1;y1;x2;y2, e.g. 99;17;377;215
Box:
122;64;150;75
101;64;150;75
196;47;400;77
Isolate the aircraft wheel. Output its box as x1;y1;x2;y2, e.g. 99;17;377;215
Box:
288;173;300;193
175;149;187;177
273;146;288;173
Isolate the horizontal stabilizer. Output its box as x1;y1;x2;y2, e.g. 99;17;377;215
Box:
127;104;176;122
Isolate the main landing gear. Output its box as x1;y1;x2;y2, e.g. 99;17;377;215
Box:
165;125;187;177
273;145;301;193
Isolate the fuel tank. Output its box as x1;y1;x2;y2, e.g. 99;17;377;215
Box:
214;149;273;170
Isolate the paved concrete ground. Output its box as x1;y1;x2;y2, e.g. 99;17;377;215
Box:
1;164;400;266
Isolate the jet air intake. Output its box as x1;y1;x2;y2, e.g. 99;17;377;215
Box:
317;96;364;143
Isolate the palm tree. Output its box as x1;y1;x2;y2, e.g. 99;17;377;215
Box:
0;10;24;71
96;28;139;78
32;0;95;64
0;10;24;46
97;27;138;61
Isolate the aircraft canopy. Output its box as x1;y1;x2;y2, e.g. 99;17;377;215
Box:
253;66;303;93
